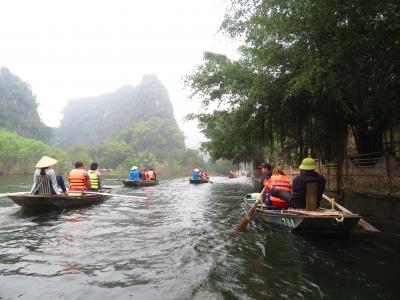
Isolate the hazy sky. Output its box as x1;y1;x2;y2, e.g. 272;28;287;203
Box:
0;0;238;148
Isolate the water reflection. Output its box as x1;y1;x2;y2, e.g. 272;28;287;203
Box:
0;175;399;299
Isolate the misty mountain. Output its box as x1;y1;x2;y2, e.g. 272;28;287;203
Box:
56;74;178;147
0;67;52;142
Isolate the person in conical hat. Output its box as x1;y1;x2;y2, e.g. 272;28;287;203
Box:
30;156;61;195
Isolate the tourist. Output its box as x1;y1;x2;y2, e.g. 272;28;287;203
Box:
192;168;200;180
68;161;90;192
147;168;156;180
30;156;61;195
88;162;102;191
200;170;208;180
265;157;326;208
128;166;140;181
265;167;291;208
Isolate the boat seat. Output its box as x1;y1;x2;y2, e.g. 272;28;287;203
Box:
32;175;52;195
306;182;318;211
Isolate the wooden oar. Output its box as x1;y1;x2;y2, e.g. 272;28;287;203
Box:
236;187;265;233
323;194;380;232
84;191;147;199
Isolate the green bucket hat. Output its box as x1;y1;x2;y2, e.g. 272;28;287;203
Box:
299;157;317;170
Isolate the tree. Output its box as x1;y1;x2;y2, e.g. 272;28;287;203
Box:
186;0;400;167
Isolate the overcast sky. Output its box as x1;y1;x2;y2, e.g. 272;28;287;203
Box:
0;0;238;148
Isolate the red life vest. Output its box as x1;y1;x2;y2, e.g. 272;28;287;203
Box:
69;169;88;191
269;175;291;207
147;170;155;180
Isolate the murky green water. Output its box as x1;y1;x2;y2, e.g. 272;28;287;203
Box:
0;175;399;299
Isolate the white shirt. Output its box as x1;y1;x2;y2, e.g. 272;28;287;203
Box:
30;168;60;194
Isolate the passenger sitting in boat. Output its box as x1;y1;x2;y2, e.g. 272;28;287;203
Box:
30;156;62;195
264;167;291;208
147;168;156;180
88;162;102;191
192;168;200;180
200;170;208;180
68;161;91;192
128;166;140;181
257;162;272;192
140;168;146;180
265;157;326;209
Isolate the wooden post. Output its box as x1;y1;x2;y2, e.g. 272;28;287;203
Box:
385;152;393;195
306;182;318;211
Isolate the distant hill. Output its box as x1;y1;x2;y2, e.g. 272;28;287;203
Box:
56;74;177;147
0;67;52;142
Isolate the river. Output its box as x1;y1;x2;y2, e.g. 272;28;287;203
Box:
0;175;399;299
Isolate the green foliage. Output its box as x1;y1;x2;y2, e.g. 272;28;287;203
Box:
90;140;131;169
66;144;92;168
118;117;185;162
180;148;207;169
0;129;68;174
187;0;400;163
0;68;52;142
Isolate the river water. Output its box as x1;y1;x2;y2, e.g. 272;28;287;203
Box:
0;175;399;299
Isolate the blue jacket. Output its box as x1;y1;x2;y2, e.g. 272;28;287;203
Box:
128;169;140;181
192;171;200;180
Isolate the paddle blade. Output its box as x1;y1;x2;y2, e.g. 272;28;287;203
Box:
236;201;259;233
358;219;380;232
236;213;252;233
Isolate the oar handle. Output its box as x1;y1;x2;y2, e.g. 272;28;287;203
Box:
84;191;147;199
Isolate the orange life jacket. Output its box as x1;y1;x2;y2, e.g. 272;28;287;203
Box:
147;170;155;180
269;175;291;207
69;169;89;191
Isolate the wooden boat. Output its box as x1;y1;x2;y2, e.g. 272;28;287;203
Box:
189;177;209;184
228;175;238;178
7;189;112;209
243;193;361;234
122;179;159;187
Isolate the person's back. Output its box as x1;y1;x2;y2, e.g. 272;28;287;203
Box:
268;170;291;208
69;161;90;191
133;169;141;181
30;156;60;195
192;169;200;180
266;157;326;209
128;166;139;181
148;170;155;180
88;162;102;190
291;170;326;208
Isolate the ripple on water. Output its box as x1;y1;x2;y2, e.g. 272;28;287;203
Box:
0;176;399;299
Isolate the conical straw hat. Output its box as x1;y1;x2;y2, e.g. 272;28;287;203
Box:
35;156;58;168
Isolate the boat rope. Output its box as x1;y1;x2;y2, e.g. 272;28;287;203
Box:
332;214;344;225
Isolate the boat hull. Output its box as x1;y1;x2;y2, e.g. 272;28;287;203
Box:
243;194;360;234
122;180;159;187
7;191;111;209
189;178;209;184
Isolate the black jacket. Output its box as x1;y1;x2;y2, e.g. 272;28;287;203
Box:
290;171;326;208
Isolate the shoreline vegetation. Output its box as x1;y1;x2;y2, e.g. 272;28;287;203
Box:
184;0;400;199
0;69;236;178
0;128;235;177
